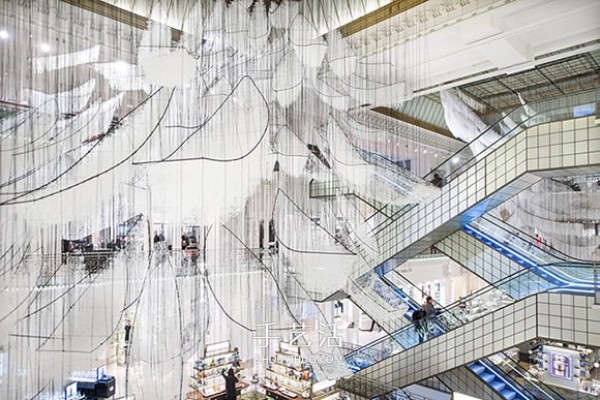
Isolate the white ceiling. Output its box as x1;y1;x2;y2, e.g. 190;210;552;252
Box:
348;0;600;100
1;0;598;111
98;0;392;35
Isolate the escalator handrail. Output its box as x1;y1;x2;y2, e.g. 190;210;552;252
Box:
346;269;536;359
345;290;588;395
482;214;597;264
349;260;596;361
472;359;540;400
346;266;564;362
483;355;564;400
370;89;599;236
423;88;599;183
464;223;598;285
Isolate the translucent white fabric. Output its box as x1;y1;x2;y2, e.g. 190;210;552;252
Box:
32;46;100;74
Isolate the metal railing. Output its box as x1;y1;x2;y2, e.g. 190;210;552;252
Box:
371;89;600;235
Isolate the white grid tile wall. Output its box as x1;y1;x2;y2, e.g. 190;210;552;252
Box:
342;294;600;398
438;367;505;400
352;116;600;279
436;230;523;285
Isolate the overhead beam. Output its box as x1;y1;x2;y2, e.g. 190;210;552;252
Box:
339;0;427;37
371;106;454;138
59;0;182;41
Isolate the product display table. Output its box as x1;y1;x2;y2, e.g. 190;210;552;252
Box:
264;387;305;400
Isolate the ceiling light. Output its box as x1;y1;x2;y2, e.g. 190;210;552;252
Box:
452;157;460;164
0;30;9;39
434;153;438;157
40;43;51;53
423;149;427;154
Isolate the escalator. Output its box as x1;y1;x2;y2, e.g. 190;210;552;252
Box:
345;268;542;369
311;92;599;308
346;273;412;334
311;92;599;397
463;214;597;293
339;292;599;399
354;112;600;281
435;228;525;286
342;263;600;399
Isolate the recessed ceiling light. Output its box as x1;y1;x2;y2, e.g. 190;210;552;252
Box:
423;149;427;154
452;157;460;164
0;30;9;39
40;43;51;53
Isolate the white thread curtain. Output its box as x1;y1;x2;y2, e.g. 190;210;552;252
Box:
0;1;439;398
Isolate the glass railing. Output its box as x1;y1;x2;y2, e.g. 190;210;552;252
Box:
423;89;599;184
308;178;408;225
371;89;599;235
345;263;588;370
354;273;410;312
465;217;597;285
466;218;560;266
483;214;578;261
347;264;599;370
345;265;600;398
485;356;565;400
380;272;421;310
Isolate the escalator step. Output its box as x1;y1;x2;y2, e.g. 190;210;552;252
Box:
480;373;495;383
469;364;485;375
501;389;517;400
491;381;506;392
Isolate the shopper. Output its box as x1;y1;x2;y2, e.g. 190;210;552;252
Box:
181;235;189;250
222;368;239;400
431;172;444;188
411;308;426;344
422;296;436;336
232;347;241;367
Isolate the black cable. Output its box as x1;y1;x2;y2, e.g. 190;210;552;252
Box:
0;244;15;262
0;244;28;278
0;88;162;200
133;75;270;164
10;96;113;157
272;188;356;255
0;97;58;140
0;87;173;206
35;268;104;350
19;263;100;320
0;250;70;324
89;249;154;353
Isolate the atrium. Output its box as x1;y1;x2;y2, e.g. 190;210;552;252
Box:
0;1;599;399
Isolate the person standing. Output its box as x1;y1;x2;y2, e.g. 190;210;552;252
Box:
422;296;436;336
222;368;239;400
181;235;189;250
412;308;426;344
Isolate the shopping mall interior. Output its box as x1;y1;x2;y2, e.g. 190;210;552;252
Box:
0;0;599;399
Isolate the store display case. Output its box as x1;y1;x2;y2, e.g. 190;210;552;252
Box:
264;342;312;400
535;343;600;395
312;379;346;400
186;341;248;400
